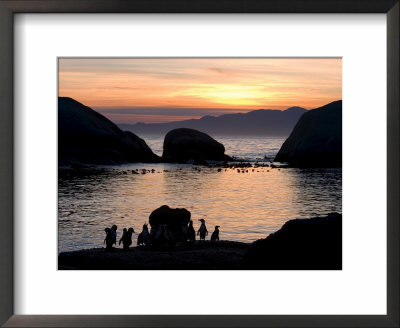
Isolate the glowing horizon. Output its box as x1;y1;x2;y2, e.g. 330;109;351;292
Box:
58;58;341;124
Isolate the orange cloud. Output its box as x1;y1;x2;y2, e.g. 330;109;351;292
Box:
58;58;341;123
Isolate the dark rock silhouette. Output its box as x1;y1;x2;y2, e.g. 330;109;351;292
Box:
149;205;191;242
162;128;232;163
119;106;307;136
241;213;342;270
58;97;160;166
274;100;342;167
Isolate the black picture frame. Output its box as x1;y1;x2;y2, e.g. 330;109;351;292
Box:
0;1;398;327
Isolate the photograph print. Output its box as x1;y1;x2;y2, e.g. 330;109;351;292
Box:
58;58;342;270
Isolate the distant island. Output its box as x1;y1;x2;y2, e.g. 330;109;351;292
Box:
118;107;307;137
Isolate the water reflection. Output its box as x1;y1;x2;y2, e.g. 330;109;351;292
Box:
58;165;341;252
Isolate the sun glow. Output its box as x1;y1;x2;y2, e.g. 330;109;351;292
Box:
58;58;341;123
174;84;266;106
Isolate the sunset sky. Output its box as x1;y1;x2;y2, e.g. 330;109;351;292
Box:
58;58;341;124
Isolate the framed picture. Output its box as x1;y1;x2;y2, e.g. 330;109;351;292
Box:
0;0;398;327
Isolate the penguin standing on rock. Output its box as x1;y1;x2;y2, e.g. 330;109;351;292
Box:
110;225;118;247
137;223;151;246
121;227;135;250
197;219;208;241
104;225;118;249
211;226;220;242
104;227;112;249
188;220;196;242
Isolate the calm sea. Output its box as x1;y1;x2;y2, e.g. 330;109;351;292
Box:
58;136;342;252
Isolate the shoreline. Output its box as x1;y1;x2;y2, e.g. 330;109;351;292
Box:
58;212;342;270
58;240;249;270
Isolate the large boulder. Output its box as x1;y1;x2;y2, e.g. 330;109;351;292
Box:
59;97;160;165
162;128;232;163
149;205;191;242
241;213;342;270
274;100;342;167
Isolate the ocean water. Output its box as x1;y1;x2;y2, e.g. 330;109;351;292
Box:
58;136;342;252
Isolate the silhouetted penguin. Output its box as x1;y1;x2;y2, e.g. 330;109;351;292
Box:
197;219;208;241
104;227;113;250
110;224;118;247
210;226;220;241
138;223;151;246
121;227;134;250
188;220;196;242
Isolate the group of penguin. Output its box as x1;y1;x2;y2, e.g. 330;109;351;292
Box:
189;218;220;242
104;219;220;250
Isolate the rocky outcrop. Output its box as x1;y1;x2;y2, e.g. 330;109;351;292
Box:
241;213;342;270
162;128;232;163
149;205;191;244
58;97;160;166
274;100;342;167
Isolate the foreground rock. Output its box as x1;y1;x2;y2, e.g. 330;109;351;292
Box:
162;128;232;163
275;100;342;167
58;241;248;270
241;213;342;270
149;205;191;244
59;97;160;166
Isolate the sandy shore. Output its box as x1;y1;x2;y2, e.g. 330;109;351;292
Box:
58;241;249;270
